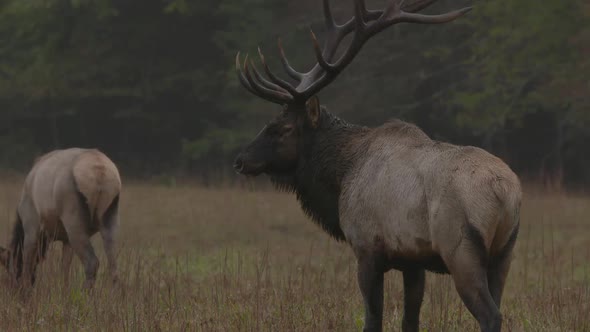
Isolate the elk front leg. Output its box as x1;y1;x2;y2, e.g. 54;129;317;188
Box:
21;232;39;287
357;255;384;332
402;268;425;332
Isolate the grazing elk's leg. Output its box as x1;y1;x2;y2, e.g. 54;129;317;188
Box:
100;225;118;283
20;223;42;287
17;197;41;287
70;235;99;290
62;242;74;285
402;268;425;332
30;233;49;285
101;198;120;283
357;254;385;332
63;211;99;290
446;238;502;332
21;230;39;286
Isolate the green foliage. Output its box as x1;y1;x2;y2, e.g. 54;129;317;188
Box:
0;0;588;184
448;0;587;133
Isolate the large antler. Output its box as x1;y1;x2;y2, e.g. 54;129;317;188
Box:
236;0;471;105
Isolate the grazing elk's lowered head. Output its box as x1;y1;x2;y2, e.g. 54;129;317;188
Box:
233;0;471;178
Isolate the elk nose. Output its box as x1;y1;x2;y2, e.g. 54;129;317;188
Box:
233;156;245;173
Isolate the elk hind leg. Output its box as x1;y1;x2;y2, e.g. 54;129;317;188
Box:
70;235;99;290
63;210;99;290
446;225;502;332
100;195;119;284
100;223;118;284
488;225;519;308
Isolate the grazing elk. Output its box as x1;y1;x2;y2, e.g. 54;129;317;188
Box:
233;1;521;331
0;148;121;289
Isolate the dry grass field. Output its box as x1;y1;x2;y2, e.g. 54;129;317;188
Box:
0;177;588;331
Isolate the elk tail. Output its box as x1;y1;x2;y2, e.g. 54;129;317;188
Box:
72;150;121;225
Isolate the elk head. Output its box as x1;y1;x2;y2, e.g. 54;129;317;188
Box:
233;0;471;176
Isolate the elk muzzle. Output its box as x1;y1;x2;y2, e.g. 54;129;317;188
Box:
233;153;266;176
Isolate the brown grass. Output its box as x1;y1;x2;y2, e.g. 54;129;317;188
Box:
0;178;589;331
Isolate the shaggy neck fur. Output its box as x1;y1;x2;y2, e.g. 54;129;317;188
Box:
271;108;369;241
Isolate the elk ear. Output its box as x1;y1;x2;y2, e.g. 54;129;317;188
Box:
0;247;9;268
305;96;321;129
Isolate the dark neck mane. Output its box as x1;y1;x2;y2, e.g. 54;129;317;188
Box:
271;109;368;241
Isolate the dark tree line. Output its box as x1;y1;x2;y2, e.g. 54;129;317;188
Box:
0;0;588;187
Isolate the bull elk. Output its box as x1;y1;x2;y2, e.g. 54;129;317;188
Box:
0;148;121;289
233;1;521;331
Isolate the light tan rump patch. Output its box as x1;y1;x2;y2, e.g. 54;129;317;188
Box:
72;150;121;223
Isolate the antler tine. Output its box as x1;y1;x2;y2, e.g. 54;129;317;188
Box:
237;53;278;101
353;0;367;30
235;0;471;105
396;7;473;25
323;0;336;29
336;0;426;38
257;47;300;97
371;4;471;35
382;0;402;20
321;0;456;56
319;0;369;65
314;0;461;65
299;0;373;93
243;55;274;100
277;39;303;82
247;57;294;103
248;50;290;94
292;0;471;100
242;54;293;104
357;0;368;20
310;29;334;72
236;52;266;98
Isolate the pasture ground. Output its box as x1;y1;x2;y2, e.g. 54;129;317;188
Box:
0;177;589;331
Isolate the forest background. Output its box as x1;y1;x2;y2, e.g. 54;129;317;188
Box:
0;0;588;188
